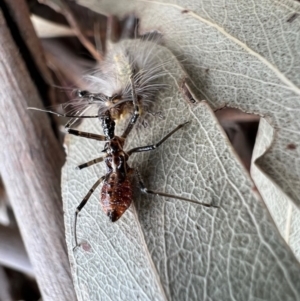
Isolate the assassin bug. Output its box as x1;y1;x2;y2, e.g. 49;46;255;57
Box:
65;77;219;247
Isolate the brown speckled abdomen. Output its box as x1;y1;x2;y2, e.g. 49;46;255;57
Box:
100;172;133;222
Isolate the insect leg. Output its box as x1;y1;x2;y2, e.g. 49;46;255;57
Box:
135;169;219;208
127;121;189;155
67;129;106;141
74;176;105;248
76;156;105;170
121;76;140;139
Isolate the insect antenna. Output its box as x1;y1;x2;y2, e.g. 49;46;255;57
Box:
27;107;100;119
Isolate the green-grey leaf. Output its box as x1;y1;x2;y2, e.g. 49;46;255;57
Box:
62;38;300;301
76;0;300;261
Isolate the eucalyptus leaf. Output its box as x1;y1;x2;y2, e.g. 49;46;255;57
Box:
62;39;300;301
76;0;300;262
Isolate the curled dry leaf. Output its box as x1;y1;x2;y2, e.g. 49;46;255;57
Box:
62;40;300;301
31;14;75;38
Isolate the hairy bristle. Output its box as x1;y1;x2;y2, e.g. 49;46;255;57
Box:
55;32;177;122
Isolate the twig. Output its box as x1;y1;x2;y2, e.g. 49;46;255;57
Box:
0;8;77;301
0;225;33;277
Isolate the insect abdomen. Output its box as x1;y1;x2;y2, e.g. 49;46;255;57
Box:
100;173;133;222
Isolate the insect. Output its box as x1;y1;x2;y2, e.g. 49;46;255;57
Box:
66;77;218;247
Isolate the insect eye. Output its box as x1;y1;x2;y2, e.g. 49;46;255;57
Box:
76;90;88;98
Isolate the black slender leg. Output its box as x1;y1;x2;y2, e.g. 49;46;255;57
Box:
67;129;106;141
135;169;219;208
127;121;189;156
74;176;105;248
121;77;140;139
76;156;105;170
